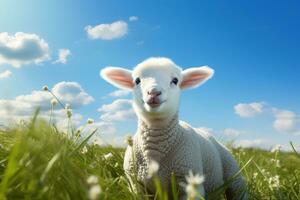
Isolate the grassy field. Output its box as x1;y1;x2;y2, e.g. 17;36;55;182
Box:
0;114;300;200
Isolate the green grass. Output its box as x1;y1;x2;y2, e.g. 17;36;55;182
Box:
0;114;300;200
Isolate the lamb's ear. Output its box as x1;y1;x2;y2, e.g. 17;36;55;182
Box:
180;66;214;89
100;67;134;90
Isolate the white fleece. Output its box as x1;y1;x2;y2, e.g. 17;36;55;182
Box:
124;116;247;199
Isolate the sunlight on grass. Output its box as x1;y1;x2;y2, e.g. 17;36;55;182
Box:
0;114;299;199
0;87;299;199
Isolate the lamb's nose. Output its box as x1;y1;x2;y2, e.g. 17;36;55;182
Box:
147;88;162;97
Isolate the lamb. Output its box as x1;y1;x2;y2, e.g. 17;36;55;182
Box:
100;57;247;199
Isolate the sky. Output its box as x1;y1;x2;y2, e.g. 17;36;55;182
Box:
0;0;299;150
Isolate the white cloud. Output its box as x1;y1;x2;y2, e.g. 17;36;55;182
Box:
108;89;131;97
196;127;246;138
88;121;125;147
91;99;137;147
234;102;265;118
98;99;136;122
233;139;293;151
52;82;94;108
53;48;71;64
0;32;50;67
0;70;12;79
0;81;94;124
273;109;300;134
233;139;270;149
129;16;138;22
84;121;117;137
51;109;83;132
223;128;246;137
85;21;128;40
234;101;300;135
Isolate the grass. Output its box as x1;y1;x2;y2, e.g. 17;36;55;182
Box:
0;113;300;200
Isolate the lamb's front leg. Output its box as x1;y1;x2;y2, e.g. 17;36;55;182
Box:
123;146;138;193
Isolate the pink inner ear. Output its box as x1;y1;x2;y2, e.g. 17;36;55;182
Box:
181;73;207;88
105;70;134;88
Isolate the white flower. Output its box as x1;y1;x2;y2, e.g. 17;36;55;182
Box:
42;85;49;91
253;172;258;179
103;152;113;160
81;146;88;154
186;170;205;187
147;160;159;178
271;145;282;153
88;184;102;200
51;98;58;107
276;160;281;168
87;118;94;124
125;135;133;146
87;175;98;185
268;175;280;189
184;171;205;199
270;159;281;168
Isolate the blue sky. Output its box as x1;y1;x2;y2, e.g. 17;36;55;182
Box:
0;0;299;149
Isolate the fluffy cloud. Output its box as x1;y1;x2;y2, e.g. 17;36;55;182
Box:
196;127;246;138
53;49;71;64
98;99;136;122
223;128;246;137
52;82;94;108
0;70;12;79
234;102;265;118
0;32;50;67
129;16;138;22
50;109;83;132
90;99;137;147
108;89;131;97
0;81;94;124
234;101;300;135
234;139;293;151
273;109;300;134
85;21;128;40
89;121;117;135
233;139;270;149
85;121;118;145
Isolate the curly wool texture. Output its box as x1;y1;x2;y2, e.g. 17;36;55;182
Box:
124;115;247;199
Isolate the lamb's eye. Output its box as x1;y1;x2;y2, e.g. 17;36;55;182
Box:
135;77;141;85
171;77;179;85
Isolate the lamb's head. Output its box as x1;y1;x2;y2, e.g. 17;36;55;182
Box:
101;57;214;123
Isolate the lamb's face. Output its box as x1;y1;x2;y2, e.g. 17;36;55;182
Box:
100;57;214;122
131;62;182;119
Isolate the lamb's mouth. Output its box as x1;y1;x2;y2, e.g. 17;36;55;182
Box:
145;99;166;108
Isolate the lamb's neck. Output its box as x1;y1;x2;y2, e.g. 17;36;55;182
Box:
138;114;183;162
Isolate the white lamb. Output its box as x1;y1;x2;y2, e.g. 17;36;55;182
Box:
101;57;247;199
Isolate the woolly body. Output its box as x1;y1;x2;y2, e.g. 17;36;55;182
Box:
124;116;245;199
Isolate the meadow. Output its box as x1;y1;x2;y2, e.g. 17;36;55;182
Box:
0;110;299;200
